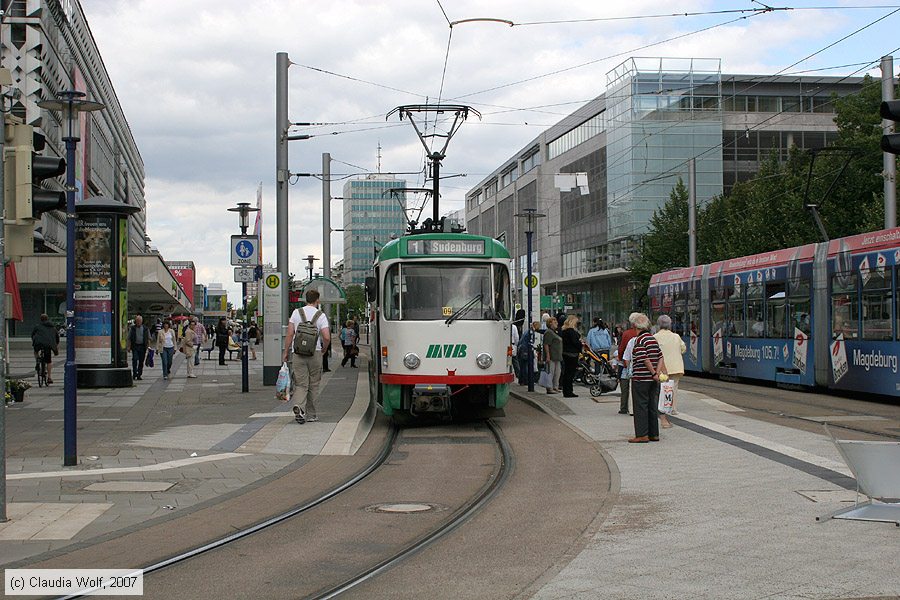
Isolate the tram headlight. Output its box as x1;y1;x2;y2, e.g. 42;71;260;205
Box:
476;352;493;369
403;353;421;370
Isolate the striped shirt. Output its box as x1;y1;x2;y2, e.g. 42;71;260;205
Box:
631;332;662;381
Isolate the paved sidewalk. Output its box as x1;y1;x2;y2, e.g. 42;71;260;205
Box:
511;381;900;600
0;344;370;567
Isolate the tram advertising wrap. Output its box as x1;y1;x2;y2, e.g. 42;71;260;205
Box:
649;226;900;398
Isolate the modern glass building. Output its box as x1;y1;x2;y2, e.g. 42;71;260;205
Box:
342;175;407;285
465;56;861;326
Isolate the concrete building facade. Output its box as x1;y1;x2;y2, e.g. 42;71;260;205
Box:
465;57;862;326
342;174;407;285
1;0;189;334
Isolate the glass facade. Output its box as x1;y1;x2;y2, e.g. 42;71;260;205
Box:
605;58;724;242
342;176;408;285
548;112;606;160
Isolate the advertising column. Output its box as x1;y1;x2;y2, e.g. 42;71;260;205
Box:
75;197;139;387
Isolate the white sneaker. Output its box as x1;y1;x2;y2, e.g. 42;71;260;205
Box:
188;374;197;378
306;416;319;422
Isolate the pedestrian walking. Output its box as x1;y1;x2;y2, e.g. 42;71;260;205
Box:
127;315;151;380
283;289;331;424
215;317;229;365
31;313;60;384
654;314;686;426
156;321;177;380
617;314;640;415
191;317;207;366
542;317;562;394
247;322;259;360
559;315;582;398
322;317;332;373
628;313;664;443
180;321;198;378
340;320;358;367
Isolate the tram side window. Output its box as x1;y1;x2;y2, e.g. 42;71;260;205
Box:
766;282;787;338
673;291;687;335
492;265;511;320
831;272;859;339
687;292;700;336
727;286;745;337
711;289;726;337
746;283;765;338
384;266;401;320
788;279;811;336
862;269;893;341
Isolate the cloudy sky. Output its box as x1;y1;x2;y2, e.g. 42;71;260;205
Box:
80;0;900;303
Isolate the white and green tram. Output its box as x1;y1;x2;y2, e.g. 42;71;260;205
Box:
365;233;514;421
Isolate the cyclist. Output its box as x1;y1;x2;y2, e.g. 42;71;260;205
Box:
31;313;60;384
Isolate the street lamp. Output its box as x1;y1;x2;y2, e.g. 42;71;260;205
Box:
515;208;546;393
38;90;105;467
227;201;259;394
305;254;318;282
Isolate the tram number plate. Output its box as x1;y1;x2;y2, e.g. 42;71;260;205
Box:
442;306;453;316
407;239;485;255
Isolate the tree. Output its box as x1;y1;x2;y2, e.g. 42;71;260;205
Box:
344;285;366;319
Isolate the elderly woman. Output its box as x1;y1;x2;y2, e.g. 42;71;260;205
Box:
628;313;665;443
559;315;583;398
654;314;687;427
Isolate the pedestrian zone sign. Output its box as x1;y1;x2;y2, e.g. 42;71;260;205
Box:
231;235;259;266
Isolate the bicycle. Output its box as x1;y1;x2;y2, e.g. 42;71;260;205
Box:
34;347;51;387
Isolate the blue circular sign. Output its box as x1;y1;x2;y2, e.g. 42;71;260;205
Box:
236;240;254;259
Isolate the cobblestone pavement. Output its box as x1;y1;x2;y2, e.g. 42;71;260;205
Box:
0;342;361;567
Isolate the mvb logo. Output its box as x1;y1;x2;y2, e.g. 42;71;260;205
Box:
425;344;468;358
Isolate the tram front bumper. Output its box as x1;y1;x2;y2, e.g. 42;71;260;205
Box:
411;383;451;414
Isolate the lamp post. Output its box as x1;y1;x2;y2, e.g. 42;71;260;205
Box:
515;208;546;393
38;90;105;466
228;201;259;394
305;254;318;282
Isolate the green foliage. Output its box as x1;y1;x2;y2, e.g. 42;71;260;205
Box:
344;285;366;320
631;74;894;290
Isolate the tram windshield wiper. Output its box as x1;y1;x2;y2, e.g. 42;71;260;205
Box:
445;294;484;325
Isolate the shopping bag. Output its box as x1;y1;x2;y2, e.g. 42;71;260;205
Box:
657;380;675;414
275;362;291;402
538;367;553;390
145;348;155;368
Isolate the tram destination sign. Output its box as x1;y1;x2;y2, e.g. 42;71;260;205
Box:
407;239;485;256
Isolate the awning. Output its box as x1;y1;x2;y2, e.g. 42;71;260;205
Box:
5;263;23;321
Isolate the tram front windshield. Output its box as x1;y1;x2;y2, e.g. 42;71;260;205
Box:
384;263;510;321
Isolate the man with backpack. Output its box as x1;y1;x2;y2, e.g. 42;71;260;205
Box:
282;289;331;424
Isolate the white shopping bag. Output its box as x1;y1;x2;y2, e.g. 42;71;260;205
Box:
276;362;291;402
657;380;675;414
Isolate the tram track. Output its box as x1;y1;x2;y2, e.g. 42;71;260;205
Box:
681;376;900;440
60;419;513;600
311;419;512;599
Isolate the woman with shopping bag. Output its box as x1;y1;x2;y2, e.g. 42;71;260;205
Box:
541;317;562;394
654;314;686;428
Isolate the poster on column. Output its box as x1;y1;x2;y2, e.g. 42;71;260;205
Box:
74;215;113;365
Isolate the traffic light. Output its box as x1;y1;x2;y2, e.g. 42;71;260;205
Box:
30;131;66;216
3;122;66;260
880;100;900;154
